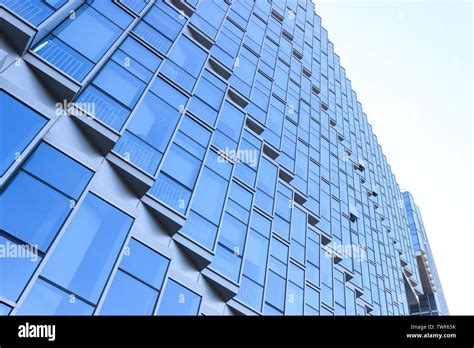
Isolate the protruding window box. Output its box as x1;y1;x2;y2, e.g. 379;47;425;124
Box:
349;203;360;222
187;22;213;50
262;141;279;160
293;190;307;205
201;267;239;301
69;104;119;155
308;213;320;227
227;86;249;109
404;266;414;278
227;298;261;316
320;233;331;246
271;9;284;23
173;232;213;270
141;195;186;235
312;84;320;95
0;6;36;54
278;166;294;184
23;52;80;101
208;55;231;80
245;114;265;135
400;256;409;268
106;151;154;197
170;0;194;17
344;271;354;282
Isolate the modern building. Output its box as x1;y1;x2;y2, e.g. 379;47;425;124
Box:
0;0;443;316
401;191;448;316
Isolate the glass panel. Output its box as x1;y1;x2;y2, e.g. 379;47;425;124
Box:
23;143;93;199
0;302;12;315
94;62;145;108
99;270;158;315
0;236;41;302
17;278;94;315
41;194;133;303
0;171;71;252
243;231;269;284
54;5;123;62
156;280;201;315
120;239;169;289
0;92;47;176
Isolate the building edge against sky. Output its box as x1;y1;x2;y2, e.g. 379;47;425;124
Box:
402;191;449;315
0;0;446;315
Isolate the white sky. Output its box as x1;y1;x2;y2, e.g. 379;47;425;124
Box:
315;0;473;315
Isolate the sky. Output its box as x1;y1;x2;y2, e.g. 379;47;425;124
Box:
314;0;473;315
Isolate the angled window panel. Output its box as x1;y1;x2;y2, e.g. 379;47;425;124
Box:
0;92;47;176
0;236;41;303
98;270;158;315
23;142;93;200
161;36;208;92
0;171;72;252
156;279;201;315
41;193;133;304
16;278;94;315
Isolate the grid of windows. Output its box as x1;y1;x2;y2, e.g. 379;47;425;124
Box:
0;0;441;316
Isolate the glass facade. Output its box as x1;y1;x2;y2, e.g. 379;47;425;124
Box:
402;191;449;316
0;0;446;316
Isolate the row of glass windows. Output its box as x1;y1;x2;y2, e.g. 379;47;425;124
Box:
32;2;133;81
2;0;414;315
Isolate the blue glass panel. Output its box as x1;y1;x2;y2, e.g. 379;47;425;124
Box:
23;143;93;199
143;3;183;40
75;85;130;131
0;236;41;302
33;35;94;81
149;174;191;213
219;213;246;251
54;5;122;62
41;194;133;303
120;239;169;289
16;279;94;315
127;92;181;151
94;62;146;108
237;276;263;310
112;50;153;82
120;37;162;72
156;280;201;315
160;145;201;189
114;131;162;175
286;282;303;315
180;211;218;249
0;302;11;315
0;171;71;252
1;0;54;25
242;230;268;284
90;0;132;29
212;244;242;282
215;101;245;143
99;270;158;315
161;36;207;91
119;0;147;14
133;22;172;54
149;77;188;109
0;92;47;176
169;36;206;77
266;271;286;311
191;168;228;226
